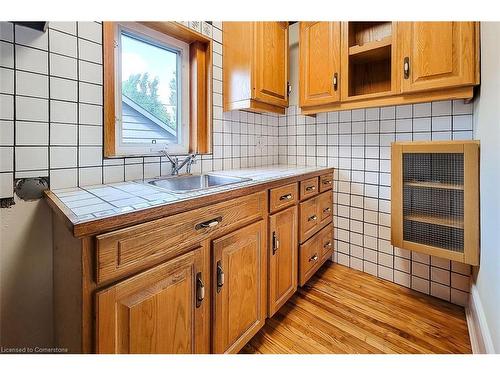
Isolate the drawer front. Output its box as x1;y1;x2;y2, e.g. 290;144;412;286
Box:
319;173;333;193
318;190;333;226
96;191;266;284
299;195;320;243
299;223;333;286
319;223;334;262
300;177;319;200
269;182;298;213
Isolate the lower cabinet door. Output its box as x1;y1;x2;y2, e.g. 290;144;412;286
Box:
95;245;209;354
269;205;298;317
212;220;267;353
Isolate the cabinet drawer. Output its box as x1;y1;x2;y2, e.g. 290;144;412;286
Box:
318;190;333;225
319;223;334;262
299;224;333;286
319;173;333;192
300;177;319;200
96;191;266;284
269;182;298;213
299;190;333;243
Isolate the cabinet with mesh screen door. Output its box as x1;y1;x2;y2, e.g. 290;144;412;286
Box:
391;141;479;265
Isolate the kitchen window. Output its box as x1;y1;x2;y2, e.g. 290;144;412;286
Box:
115;23;189;155
104;22;212;157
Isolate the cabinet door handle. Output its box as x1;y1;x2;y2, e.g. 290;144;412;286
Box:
279;193;293;201
308;214;318;222
333;73;338;91
196;272;205;308
404;57;410;79
322;179;332;185
272;231;279;255
195;216;222;230
309;254;318;262
305;185;316;192
287;81;292;96
323;207;331;213
216;261;224;293
324;241;332;249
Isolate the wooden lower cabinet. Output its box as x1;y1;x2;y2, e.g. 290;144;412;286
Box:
212;220;267;353
95;245;209;353
268;205;298;317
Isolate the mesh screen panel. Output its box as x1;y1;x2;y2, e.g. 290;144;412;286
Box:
402;153;464;252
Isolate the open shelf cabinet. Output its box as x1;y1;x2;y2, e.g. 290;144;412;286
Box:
391;141;479;265
341;22;398;100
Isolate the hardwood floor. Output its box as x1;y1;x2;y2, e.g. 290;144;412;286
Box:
241;262;472;354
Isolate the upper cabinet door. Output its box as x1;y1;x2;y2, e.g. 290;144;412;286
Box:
96;247;209;354
299;22;341;107
253;22;289;107
212;220;267;354
400;22;478;93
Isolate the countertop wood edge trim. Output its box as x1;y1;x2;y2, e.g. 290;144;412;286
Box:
45;168;334;238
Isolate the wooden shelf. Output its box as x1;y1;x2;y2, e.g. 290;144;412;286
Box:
348;36;392;63
404;214;464;229
404;181;464;191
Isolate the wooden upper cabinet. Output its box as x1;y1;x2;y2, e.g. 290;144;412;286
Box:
212;221;267;353
399;22;479;93
299;22;341;107
254;22;289;107
96;246;209;353
223;22;289;114
268;205;298;317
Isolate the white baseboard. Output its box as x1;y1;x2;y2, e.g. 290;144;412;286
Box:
465;283;495;353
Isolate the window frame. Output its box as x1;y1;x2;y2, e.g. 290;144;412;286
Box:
103;22;213;158
114;22;190;156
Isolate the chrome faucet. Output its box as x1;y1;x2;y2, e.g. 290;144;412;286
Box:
161;148;197;175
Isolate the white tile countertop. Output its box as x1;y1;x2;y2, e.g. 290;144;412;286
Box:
45;165;333;236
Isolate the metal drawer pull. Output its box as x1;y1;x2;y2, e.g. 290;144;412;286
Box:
309;254;318;262
324;241;332;249
196;272;205;308
279;193;293;201
323;207;331;213
305;185;316;192
333;73;338;91
322;179;332;185
308;215;318;222
216;261;224;293
272;231;279;255
195;216;222;230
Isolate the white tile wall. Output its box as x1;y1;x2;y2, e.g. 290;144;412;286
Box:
279;100;474;306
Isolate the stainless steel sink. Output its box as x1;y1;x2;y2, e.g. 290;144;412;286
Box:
145;174;252;193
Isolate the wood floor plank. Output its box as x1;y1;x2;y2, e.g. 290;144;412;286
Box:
241;262;471;354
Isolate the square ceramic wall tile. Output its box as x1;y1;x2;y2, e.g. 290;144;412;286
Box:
15;45;48;74
16;71;49;98
15;122;49;145
0;146;13;172
16;96;48;122
0;120;14;146
15;146;48;171
49;29;77;57
50;53;78;80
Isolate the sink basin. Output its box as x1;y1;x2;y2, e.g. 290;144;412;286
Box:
146;174;252;193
